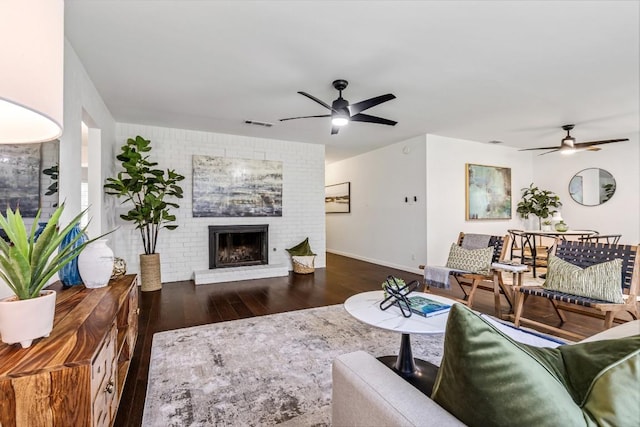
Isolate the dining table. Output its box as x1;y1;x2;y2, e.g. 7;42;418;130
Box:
519;230;598;277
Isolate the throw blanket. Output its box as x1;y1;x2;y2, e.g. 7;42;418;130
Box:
424;266;468;289
461;233;492;250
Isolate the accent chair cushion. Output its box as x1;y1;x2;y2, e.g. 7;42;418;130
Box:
445;243;493;274
543;256;624;303
431;304;640;427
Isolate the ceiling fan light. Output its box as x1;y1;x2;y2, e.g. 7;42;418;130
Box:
562;136;576;147
331;116;349;127
560;147;576;155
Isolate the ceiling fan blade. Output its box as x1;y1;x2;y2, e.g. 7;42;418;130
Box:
349;94;396;115
518;146;562;151
350;113;397;126
586;147;602;152
279;114;330;122
574;138;629;148
331;126;340;135
538;149;561;156
298;91;335;112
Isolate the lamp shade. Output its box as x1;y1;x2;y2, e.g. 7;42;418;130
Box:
0;0;64;143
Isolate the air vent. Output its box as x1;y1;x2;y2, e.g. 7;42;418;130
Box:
488;140;503;144
244;120;273;128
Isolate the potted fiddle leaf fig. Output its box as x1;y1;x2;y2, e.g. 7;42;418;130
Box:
104;136;185;292
516;183;562;230
0;204;96;348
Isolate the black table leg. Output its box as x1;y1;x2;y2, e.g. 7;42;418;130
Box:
377;333;439;396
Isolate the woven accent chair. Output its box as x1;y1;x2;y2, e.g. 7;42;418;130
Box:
513;240;639;340
451;232;510;309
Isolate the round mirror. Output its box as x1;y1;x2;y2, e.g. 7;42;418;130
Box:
568;168;616;206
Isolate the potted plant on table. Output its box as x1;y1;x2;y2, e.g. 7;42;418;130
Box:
0;204;94;348
516;183;562;230
104;136;185;292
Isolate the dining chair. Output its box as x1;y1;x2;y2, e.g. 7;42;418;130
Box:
579;234;622;244
507;229;554;278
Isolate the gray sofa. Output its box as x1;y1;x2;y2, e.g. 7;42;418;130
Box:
332;320;640;427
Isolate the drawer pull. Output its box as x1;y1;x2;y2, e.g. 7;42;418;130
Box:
136;308;140;315
105;380;114;394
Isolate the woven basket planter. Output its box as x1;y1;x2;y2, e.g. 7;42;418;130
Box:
140;253;162;291
292;255;315;274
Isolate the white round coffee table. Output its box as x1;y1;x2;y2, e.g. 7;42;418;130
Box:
344;290;457;394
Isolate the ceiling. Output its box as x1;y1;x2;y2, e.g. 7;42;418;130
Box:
64;1;639;164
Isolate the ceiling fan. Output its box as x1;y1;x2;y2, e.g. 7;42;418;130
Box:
280;79;397;135
519;124;629;155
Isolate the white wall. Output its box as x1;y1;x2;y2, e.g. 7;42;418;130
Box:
112;123;326;283
532;134;640;244
425;135;534;266
325;136;427;274
59;40;117;236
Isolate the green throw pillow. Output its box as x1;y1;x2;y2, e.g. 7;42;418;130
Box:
445;243;493;274
431;304;640;427
286;237;316;256
543;256;624;303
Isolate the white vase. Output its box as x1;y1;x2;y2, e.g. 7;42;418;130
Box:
0;290;56;348
78;239;115;289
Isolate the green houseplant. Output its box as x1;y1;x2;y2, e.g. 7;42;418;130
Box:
0;204;94;348
516;183;562;229
104;136;185;291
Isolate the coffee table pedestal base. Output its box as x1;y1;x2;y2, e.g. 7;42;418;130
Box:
378;333;439;396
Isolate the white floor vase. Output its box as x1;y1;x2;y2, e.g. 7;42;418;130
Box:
78;239;115;288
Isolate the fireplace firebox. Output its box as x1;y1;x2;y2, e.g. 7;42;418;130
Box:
208;225;268;268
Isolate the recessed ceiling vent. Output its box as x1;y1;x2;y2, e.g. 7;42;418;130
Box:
488;140;503;144
244;120;273;128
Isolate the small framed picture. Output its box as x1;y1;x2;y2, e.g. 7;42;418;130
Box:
325;182;350;214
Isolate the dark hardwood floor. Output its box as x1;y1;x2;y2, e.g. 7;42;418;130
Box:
114;252;612;427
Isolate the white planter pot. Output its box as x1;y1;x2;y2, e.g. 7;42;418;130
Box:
78;239;115;289
0;290;56;348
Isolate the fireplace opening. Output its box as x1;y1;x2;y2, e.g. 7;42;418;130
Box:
209;225;268;268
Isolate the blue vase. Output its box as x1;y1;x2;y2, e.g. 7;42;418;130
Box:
58;224;87;287
33;222;48;241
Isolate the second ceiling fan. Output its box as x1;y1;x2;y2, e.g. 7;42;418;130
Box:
280;79;397;135
519;124;629;155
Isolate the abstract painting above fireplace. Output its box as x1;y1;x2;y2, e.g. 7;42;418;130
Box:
193;156;283;217
209;225;269;268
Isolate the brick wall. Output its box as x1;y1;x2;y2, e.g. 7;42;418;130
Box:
112;123;326;283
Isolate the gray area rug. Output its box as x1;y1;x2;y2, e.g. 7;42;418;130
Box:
142;304;445;427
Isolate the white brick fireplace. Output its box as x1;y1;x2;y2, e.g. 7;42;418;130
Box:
112;123;326;284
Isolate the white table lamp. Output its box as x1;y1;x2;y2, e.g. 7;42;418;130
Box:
0;0;64;144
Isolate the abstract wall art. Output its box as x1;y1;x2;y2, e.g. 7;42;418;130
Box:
192;156;283;217
0;144;41;217
325;182;350;214
465;163;511;220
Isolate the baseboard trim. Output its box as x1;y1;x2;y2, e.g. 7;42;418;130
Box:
326;249;423;276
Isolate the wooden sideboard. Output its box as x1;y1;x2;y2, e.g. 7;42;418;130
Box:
0;274;139;427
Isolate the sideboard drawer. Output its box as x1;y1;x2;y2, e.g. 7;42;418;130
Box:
92;324;117;427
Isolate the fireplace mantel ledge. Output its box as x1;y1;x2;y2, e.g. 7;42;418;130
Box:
193;264;289;285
